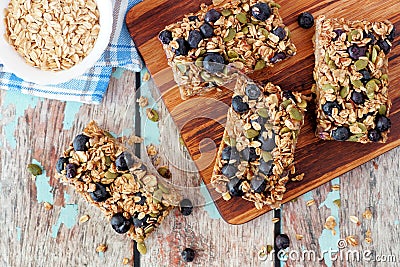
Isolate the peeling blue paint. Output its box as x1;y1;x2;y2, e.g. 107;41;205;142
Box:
32;159;54;205
111;67;125;79
200;181;222;219
98;252;105;258
302;191;314;202
16;227;21;241
2;91;39;148
318;178;340;267
394;220;399;225
64;192;71;203
63;102;83;130
51;204;79;238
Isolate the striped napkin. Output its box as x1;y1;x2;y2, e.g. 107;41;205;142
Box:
0;0;143;104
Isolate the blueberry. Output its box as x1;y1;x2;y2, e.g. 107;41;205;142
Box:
241;147;258;162
363;31;376;45
181;248;195;262
331;126;350;141
351;91;365;105
367;129;381;142
173;38;190;56
204;9;221;23
89;183;111;202
251;3;271;21
359;70;371;84
275;234;290;250
200;23;214;38
245;84;261;100
110;213;131;234
203;53;225;73
259;159;273;175
73;134;89;151
272;27;286;40
221;164;237;178
131;214;149;228
258;133;276;151
251;116;267;129
375;115;391;132
283;90;296;102
226;177;244;197
297;12;314;29
347;44;367;60
232;95;249;114
377;39;391;54
158;30;173;45
65;163;77;178
179;198;193;216
333;29;344;41
56;157;69;173
250;176;267;193
322;101;341;117
387;26;396;41
188;15;199;22
270;52;286;63
221;146;240;161
134;193;146;205
188;30;203;48
116;152;132;171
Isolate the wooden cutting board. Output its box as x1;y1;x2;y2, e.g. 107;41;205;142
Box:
126;0;400;224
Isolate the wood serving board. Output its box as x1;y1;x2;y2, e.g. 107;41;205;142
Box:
126;0;400;224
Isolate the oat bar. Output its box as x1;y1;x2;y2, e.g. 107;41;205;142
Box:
159;0;296;99
211;77;307;209
56;121;177;254
314;16;394;143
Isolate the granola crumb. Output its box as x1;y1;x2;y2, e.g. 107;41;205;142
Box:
79;215;90;224
363;208;373;220
127;135;144;145
44;202;53;211
296;234;304;241
345;235;359;247
350;215;361;226
324;216;337;235
122;258;130;265
142;72;151;82
331;184;340;191
306;199;315;207
271;217;280;223
137;96;149;107
147;144;158;157
372;161;379;170
96;244;108;253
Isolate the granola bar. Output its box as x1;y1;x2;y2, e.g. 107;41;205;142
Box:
159;0;296;99
56;121;178;254
211;77;307;209
314;16;394;143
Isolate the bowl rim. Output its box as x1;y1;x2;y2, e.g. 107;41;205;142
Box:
0;0;113;85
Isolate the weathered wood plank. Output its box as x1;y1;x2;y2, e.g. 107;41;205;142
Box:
0;70;137;267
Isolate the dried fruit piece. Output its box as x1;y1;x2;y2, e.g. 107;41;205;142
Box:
146;108;160;122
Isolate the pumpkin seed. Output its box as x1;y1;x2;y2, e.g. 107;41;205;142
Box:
298;99;307;109
221;9;232;16
328;60;337;70
213;76;224;84
347;30;359;42
279;126;291;135
333;199;341;208
223;28;236;42
144;226;155;234
200;71;213;81
198;49;206;56
157;166;171;179
381;73;388;81
146;108;159;122
153;189;163;204
236;12;247;24
270;2;281;8
371;46;378;63
254;60;265;71
262;151;273;162
366;80;376;99
357;123;367;133
158;182;170;194
227;50;238;59
351;80;363;89
378;105;387;115
104;170;118;179
340;86;350;98
321;84;335;91
27;164;42;176
105;156;111;166
137;243;147;255
245;129;259;139
280;99;292;109
195;57;204;67
348;134;363;142
324;52;330;64
289;107;303;121
223;136;236;147
242;26;249;34
355;59;368;70
176;63;187;74
259;28;269;38
257;108;268;118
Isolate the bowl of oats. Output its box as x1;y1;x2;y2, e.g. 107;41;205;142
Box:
0;0;113;85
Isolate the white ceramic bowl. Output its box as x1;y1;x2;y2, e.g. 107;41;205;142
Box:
0;0;113;85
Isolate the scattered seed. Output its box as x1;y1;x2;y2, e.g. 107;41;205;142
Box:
157;166;172;179
331;184;340;191
295;234;304;240
306;199;315;207
142;72;151;82
324;216;337;233
137;242;147;255
128;135;144;145
122;258;130;265
372;161;379;170
362;208;373;220
345;235;359;247
365;237;373;244
137;96;149;107
44;202;53;211
146;108;159;122
79;214;90;224
258;247;268;261
96;244;108;253
333;199;341;208
350;216;361;226
272;218;280;223
27;164;43;176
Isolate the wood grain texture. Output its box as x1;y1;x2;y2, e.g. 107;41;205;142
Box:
0;71;137;267
126;0;400;224
138;74;275;267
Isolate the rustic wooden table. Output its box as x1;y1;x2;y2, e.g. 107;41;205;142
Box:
0;68;399;267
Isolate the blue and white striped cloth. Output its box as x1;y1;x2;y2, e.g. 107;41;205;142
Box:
0;0;143;104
